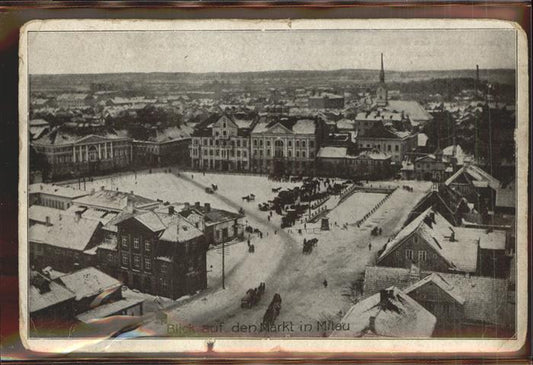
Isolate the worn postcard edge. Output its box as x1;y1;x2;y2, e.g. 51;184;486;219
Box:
18;18;529;355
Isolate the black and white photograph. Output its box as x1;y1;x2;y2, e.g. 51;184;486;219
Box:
18;19;528;353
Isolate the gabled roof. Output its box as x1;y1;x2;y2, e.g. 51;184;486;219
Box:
378;208;479;273
362;266;512;326
134;211;167;232
57;267;122;300
404;273;465;305
29;214;101;252
445;165;501;190
30;272;75;313
331;287;436;338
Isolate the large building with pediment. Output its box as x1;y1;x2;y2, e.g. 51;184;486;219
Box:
250;117;320;176
189;114;255;172
32;126;133;179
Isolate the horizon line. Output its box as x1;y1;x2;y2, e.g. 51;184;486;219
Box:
29;67;515;77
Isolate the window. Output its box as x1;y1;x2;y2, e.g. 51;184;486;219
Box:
223;131;227;136
237;150;241;157
121;236;128;249
160;263;168;274
310;151;314;158
267;149;271;156
133;237;140;250
203;149;207;156
296;140;300;147
132;254;141;269
302;141;306;148
144;258;152;271
215;140;219;146
288;140;292;147
203;139;207;146
309;141;314;148
388;145;392;151
395;145;399;152
243;140;247;147
296;151;300;158
237;140;241;147
418;250;427;262
145;240;151;253
121;253;129;266
405;249;414;260
243;151;247;157
288;150;292;158
254;140;257;146
302;151;306;158
260;140;263;146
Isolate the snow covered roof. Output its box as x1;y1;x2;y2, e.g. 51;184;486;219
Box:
378;208;479;273
76;298;145;323
355;150;391;160
471;228;506;250
336;119;355;130
29;205;63;225
362;266;512;326
386;100;433;124
317;146;347;159
57;267;122;300
134;211;167;232
30;273;75;313
292;119;316;134
29;214;101;252
331;287;436;338
29;183;89;199
159;219;204;243
74;189;157;212
445;165;501;190
404;273;465;305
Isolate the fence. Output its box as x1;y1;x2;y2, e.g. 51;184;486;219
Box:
354;186;399;227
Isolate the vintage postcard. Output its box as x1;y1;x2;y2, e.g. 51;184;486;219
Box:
18;19;528;354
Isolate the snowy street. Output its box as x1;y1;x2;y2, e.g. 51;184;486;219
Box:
65;170;432;337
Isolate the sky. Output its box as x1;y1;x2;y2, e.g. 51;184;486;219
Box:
28;29;516;74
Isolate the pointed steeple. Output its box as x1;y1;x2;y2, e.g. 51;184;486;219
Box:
379;53;385;83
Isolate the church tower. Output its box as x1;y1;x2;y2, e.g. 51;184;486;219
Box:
376;53;388;107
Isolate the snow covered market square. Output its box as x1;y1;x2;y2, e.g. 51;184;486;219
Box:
25;24;519;341
59;170;431;337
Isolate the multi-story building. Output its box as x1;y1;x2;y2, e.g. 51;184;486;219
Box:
189;114;255;172
317;147;392;179
29;183;89;210
114;208;208;299
250;118;319;176
32;126;133;180
133;125;192;167
356;123;418;163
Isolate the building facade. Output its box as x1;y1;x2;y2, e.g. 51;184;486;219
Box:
190;114;253;172
250;119;318;176
115;210;208;299
32;130;133;180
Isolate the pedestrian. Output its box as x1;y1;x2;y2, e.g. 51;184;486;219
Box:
247;238;251;247
323;279;328;288
368;242;372;251
191;174;194;179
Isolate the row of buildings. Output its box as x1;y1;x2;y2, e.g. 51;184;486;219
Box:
28;183;244;301
30;124;192;181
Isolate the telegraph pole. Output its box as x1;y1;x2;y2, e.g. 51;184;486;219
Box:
222;240;225;289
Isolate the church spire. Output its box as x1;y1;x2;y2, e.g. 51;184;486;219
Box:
379;53;385;83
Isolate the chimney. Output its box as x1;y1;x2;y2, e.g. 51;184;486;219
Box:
45;216;51;226
40;184;43;191
369;316;377;334
130;190;134;195
126;198;134;213
205;203;211;212
450;231;456;242
168;206;175;215
184;202;190;211
75;211;82;222
195;202;200;209
100;186;105;191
